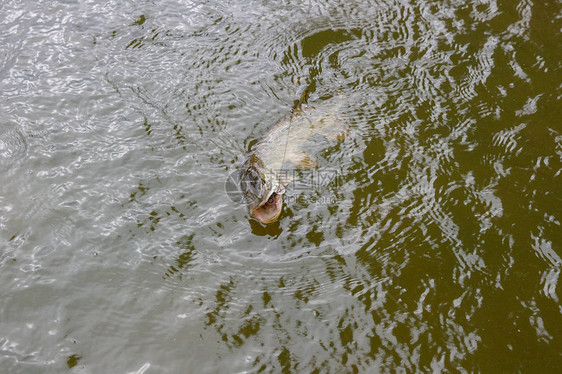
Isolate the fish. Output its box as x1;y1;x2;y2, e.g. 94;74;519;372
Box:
238;89;348;224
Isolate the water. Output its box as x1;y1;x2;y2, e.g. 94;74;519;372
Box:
1;0;561;372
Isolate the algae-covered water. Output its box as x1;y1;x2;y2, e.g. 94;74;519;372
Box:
1;0;561;372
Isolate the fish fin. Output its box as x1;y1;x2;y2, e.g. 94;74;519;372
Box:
317;114;349;141
292;87;310;114
287;150;317;168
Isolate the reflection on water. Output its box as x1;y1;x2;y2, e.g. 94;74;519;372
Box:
1;0;561;372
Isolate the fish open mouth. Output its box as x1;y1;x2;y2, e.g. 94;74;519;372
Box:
251;192;283;224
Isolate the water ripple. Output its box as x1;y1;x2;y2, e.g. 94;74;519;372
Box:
0;124;27;169
1;0;561;372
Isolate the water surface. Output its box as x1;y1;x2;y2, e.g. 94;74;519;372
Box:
1;0;561;372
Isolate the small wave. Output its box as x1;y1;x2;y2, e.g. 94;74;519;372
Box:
0;124;27;169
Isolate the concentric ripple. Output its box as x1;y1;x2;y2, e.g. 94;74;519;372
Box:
0;125;27;168
0;0;561;372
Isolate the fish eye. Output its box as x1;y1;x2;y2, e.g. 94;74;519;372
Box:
267;192;277;204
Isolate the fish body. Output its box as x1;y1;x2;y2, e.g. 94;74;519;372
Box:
239;94;347;224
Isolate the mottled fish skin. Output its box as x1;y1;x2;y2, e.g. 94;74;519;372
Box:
239;95;348;223
254;97;348;173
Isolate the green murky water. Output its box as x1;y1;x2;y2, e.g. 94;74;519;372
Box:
1;0;561;372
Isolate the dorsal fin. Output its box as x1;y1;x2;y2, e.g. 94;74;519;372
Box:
292;86;310;114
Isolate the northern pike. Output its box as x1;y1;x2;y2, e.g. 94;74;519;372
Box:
239;90;347;224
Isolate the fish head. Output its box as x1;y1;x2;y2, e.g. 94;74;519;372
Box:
239;157;285;224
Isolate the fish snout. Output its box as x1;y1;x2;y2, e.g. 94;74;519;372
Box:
251;193;283;224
